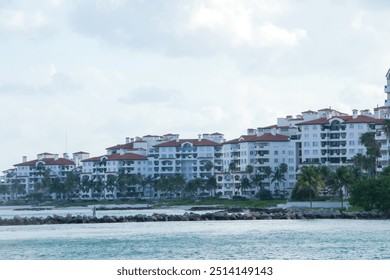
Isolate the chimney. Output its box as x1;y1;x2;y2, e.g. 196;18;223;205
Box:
352;109;358;119
22;156;27;163
63;153;69;159
54;154;59;160
198;134;202;141
125;137;130;144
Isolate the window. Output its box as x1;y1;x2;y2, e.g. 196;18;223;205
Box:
304;142;310;147
313;125;318;130
313;142;319;147
349;124;354;128
349;140;355;146
304;150;310;155
349;149;355;154
313;150;318;155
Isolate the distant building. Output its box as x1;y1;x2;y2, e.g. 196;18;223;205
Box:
3;68;390;200
13;153;75;195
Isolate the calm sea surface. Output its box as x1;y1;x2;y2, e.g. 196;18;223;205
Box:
0;205;389;260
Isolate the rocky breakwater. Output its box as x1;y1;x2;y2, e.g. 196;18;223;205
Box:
0;207;389;226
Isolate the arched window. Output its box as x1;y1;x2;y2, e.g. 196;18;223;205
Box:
330;120;341;131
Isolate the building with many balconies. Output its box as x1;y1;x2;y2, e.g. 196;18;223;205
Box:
12;153;76;195
216;132;298;197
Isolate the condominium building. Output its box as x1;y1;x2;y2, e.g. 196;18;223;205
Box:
13;153;76;195
151;133;224;181
3;68;390;200
216;132;298;197
296;111;383;166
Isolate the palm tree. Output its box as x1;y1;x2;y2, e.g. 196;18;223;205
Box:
328;166;353;208
353;153;366;180
296;166;324;208
240;176;251;197
186;178;204;196
251;174;263;194
116;169;129;198
205;175;218;196
228;161;238;195
105;174;117;198
80;175;93;198
204;161;214;173
271;166;286;198
245;164;254;174
360;132;380;177
263;166;273;190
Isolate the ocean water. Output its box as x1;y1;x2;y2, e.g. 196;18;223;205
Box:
0;219;389;260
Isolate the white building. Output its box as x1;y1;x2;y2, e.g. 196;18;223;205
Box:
217;132;298;197
296;113;383;167
152;134;223;181
13;153;76;195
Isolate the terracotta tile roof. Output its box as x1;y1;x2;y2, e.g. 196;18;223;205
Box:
106;143;134;150
225;133;289;144
296;118;329;125
154;139;222;147
14;158;75;167
302;110;317;114
73;151;89;155
143;135;161;138
210;132;223;135
260;124;278;129
297;116;384;125
81;153;148;162
338;115;384;124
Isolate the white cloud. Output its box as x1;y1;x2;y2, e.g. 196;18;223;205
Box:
0;10;47;32
0;72;81;95
119;87;182;105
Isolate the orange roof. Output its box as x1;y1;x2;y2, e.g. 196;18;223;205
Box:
82;153;148;162
14;158;75;167
154;139;222;147
225;133;289;144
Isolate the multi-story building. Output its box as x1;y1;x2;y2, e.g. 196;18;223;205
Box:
13;153;76;195
217;131;298;197
296;111;383;167
151;134;224;181
3;68;390;200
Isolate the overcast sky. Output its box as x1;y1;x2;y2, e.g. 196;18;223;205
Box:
1;0;390;171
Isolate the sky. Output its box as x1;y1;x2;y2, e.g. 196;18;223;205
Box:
1;0;390;171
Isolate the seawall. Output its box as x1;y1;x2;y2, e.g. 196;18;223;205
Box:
1;207;389;226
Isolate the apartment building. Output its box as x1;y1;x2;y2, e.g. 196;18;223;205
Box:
216;132;298;197
3;68;390;200
151;133;224;181
13;153;76;194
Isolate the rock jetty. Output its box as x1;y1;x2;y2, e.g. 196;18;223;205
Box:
0;207;389;226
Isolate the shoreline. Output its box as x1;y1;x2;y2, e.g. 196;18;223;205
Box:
1;207;389;226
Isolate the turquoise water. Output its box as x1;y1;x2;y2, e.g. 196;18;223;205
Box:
0;219;389;260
